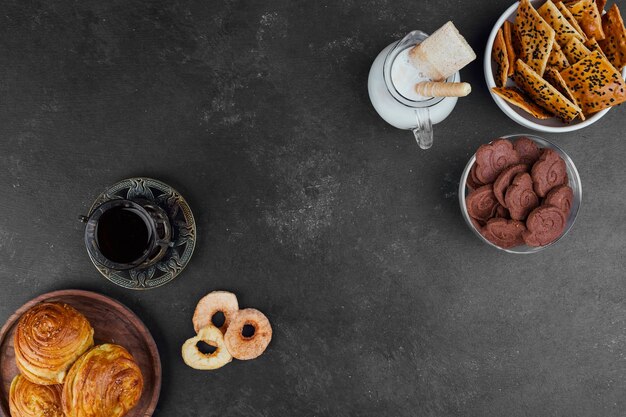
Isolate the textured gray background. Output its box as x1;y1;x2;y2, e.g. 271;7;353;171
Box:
1;0;626;416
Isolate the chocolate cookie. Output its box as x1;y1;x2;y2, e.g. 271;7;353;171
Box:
466;184;499;222
493;163;528;207
467;164;483;191
495;204;509;218
474;139;521;184
523;205;566;247
504;172;539;221
481;218;526;248
544;185;574;216
513;137;541;165
470;217;484;231
531;149;568;197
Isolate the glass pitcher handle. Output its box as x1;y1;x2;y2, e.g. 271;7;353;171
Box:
412;107;433;150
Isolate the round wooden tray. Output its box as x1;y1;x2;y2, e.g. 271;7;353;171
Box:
0;289;161;417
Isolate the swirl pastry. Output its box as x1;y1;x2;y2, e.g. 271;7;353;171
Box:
9;375;64;417
62;344;143;417
14;302;94;385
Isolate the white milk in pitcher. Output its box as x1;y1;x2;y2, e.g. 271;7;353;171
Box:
368;42;460;130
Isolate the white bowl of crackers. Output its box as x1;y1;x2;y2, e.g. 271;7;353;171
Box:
485;0;626;132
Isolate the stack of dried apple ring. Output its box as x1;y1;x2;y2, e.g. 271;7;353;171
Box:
181;291;273;370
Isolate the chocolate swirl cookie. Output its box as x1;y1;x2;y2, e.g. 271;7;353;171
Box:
495;204;509;218
466;185;499;222
505;173;539;221
523;205;566;247
481;218;526;248
474;139;521;184
493;163;529;207
513;137;541;165
531;149;568;197
467;164;483;191
544;185;573;216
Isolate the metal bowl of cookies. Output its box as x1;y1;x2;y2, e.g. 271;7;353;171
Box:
459;134;582;254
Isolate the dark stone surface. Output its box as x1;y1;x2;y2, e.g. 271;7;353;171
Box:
1;0;626;415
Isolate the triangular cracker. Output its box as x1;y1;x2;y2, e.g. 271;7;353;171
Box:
512;23;523;58
538;0;584;46
598;4;626;71
560;50;626;114
557;1;588;41
596;0;607;13
503;21;517;76
515;0;556;76
544;67;585;120
492;28;509;87
492;87;552;119
566;0;605;41
584;37;607;58
548;42;570;71
514;59;582;121
562;37;591;63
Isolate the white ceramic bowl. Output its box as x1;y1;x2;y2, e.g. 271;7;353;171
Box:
484;0;626;133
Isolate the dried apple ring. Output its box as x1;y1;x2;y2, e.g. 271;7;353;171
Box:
193;291;239;334
182;325;232;370
224;309;272;360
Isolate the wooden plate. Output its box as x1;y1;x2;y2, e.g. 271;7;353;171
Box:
0;289;161;417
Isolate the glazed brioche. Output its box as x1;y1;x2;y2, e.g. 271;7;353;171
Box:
14;302;94;385
62;344;143;417
9;375;64;417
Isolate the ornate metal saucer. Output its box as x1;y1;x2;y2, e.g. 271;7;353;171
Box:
86;178;196;290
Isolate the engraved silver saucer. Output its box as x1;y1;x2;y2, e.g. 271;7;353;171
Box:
86;178;196;290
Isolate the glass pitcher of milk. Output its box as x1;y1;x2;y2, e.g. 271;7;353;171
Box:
368;30;460;149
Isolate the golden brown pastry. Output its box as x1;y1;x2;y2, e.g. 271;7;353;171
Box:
14;302;94;385
9;374;64;417
62;344;143;417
